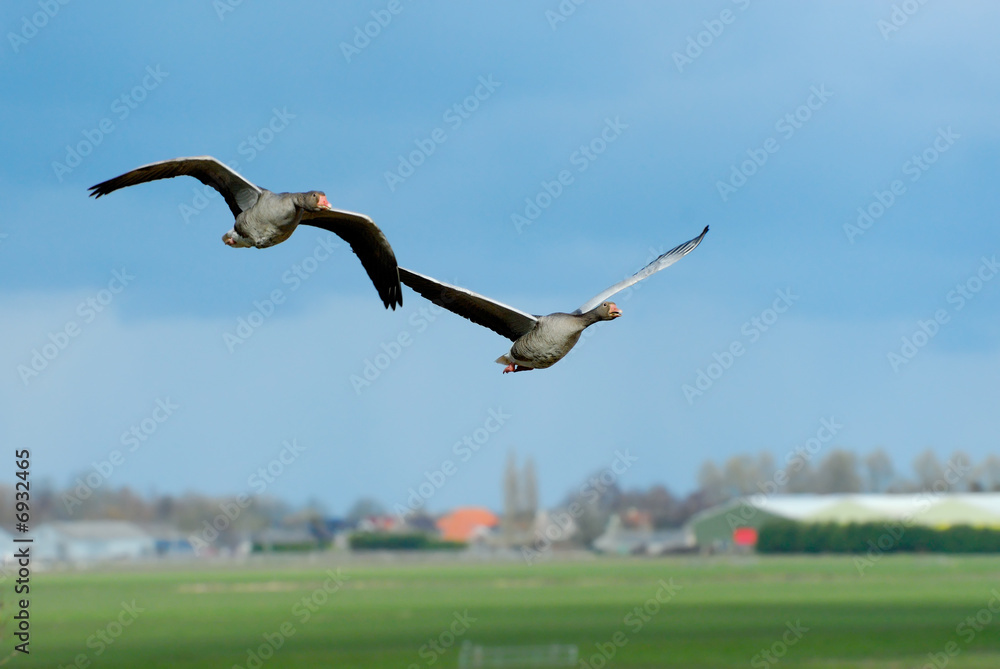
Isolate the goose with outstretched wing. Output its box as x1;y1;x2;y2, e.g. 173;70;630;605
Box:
89;156;402;309
399;226;708;373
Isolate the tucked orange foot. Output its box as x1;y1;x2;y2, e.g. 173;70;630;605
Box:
502;364;533;374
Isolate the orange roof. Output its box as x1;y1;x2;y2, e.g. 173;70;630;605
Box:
436;507;499;542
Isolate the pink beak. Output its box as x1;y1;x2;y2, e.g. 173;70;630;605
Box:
609;303;623;317
317;194;333;210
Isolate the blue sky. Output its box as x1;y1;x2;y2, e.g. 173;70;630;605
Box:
2;1;998;516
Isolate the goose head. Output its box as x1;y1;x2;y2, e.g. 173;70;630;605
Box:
597;301;623;320
300;191;334;212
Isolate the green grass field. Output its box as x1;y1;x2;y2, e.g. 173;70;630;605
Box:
20;554;1000;668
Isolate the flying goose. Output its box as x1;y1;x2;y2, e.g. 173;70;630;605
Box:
399;226;708;373
89;156;402;309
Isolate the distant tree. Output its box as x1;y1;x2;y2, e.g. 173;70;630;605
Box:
284;497;328;527
814;450;862;494
304;496;328;518
645;484;680;528
155;495;176;521
561;475;620;547
947;451;974;492
613;484;681;528
697;461;727;505
346;497;386;522
977;455;1000;492
863;449;894;493
722;455;759;497
33;479;57;522
785;460;816;494
913;449;945;491
675;488;715;524
756;452;777;491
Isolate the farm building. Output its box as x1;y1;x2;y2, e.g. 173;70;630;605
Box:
437;507;499;542
252;526;321;552
686;493;1000;551
139;523;195;556
593;515;693;555
34;520;156;562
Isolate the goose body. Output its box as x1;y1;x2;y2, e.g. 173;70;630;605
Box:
89;156;402;309
499;310;615;370
399;225;708;373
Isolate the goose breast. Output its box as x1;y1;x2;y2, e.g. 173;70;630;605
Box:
508;314;589;368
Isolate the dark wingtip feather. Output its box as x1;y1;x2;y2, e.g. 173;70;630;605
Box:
379;272;404;310
387;281;403;310
88;176;123;199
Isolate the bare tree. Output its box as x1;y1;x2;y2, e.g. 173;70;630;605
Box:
756;451;777;491
814;450;862;494
947;451;973;492
722;455;759;497
346;497;385;522
561;477;620;547
785;459;816;494
697;461;727;504
912;449;945;491
863;449;894;493
973;454;1000;492
614;484;681;528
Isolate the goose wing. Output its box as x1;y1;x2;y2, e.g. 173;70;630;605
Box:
573;226;709;314
299;208;402;310
398;267;538;342
89;156;261;217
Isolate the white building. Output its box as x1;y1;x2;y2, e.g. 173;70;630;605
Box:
35;521;156;563
687;493;1000;549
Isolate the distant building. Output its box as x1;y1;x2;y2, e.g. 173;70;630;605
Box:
687;493;1000;552
138;523;195;557
310;517;354;550
252;527;320;552
530;509;579;549
356;515;405;533
593;515;694;555
35;521;156;562
402;513;439;534
437;507;499;543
